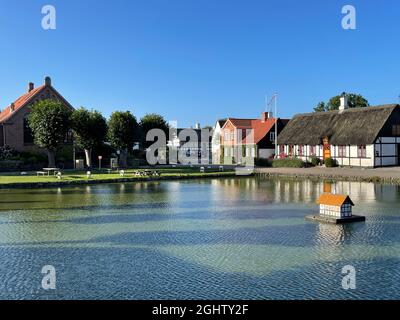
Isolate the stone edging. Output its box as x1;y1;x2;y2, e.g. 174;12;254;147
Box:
0;172;241;190
255;171;400;185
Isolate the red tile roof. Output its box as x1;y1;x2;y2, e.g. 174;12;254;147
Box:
225;117;278;144
0;85;45;123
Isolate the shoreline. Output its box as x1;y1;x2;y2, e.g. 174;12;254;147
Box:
255;167;400;184
0;172;240;190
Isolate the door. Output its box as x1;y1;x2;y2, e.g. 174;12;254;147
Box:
323;137;331;160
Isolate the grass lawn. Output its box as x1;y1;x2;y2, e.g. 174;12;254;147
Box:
0;167;235;185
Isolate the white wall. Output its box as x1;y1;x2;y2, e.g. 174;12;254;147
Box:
278;144;375;167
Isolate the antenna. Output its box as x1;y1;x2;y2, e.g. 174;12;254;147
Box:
266;93;279;158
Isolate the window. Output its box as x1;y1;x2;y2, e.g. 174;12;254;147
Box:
224;131;231;141
279;145;285;154
309;146;316;156
358;145;366;158
289;145;294;156
338;145;346;158
298;145;304;156
23;118;34;144
393;125;400;136
270;132;276;142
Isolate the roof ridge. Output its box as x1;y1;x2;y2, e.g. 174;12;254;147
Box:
294;104;399;118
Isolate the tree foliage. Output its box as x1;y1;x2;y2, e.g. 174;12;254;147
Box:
71;108;107;167
139;113;169;149
28;99;72;166
108;111;138;150
314;93;369;112
71;108;107;150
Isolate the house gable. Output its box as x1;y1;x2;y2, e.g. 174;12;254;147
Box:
0;77;74;124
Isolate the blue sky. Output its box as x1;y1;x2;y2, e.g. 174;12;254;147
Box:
0;0;399;127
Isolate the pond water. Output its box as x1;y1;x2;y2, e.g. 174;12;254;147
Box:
0;177;400;300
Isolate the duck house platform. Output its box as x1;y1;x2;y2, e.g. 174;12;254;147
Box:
305;214;366;225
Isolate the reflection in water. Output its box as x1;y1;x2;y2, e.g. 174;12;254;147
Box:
0;177;399;299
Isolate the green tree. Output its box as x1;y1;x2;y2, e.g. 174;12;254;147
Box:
139;113;169;149
313;101;326;112
314;93;369;112
108;111;138;168
71;108;107;168
28;99;72;167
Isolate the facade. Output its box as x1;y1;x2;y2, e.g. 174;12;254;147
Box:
0;77;74;152
220;112;289;165
278;98;400;168
318;194;354;218
211;119;226;164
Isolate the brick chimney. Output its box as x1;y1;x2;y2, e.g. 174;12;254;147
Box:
45;76;52;86
261;112;270;123
10;103;15;112
28;82;34;92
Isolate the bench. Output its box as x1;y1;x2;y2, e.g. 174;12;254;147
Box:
36;171;46;176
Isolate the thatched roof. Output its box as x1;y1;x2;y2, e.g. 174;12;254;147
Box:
278;104;399;145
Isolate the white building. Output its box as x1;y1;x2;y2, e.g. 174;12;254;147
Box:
278;98;400;168
211;119;226;164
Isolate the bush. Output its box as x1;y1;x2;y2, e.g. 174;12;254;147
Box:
0;160;23;171
18;151;47;165
255;158;272;167
272;158;306;168
310;156;321;167
324;157;338;167
0;145;17;160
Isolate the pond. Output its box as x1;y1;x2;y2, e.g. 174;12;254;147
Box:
0;177;399;300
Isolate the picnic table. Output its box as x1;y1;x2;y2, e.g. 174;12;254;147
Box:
43;168;60;176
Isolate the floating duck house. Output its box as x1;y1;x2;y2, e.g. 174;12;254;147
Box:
306;193;365;224
318;194;354;218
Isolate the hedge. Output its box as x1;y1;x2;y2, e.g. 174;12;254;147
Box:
272;158;306;168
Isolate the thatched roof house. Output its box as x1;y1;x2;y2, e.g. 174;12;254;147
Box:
278;104;399;146
277;104;400;168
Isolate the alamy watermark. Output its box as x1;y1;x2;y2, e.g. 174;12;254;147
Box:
42;5;56;30
41;265;56;290
145;124;255;175
341;265;356;290
342;5;356;30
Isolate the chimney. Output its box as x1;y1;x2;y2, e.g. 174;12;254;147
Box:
45;76;52;86
261;112;270;122
339;93;348;111
10;103;15;112
195;123;201;130
28;82;34;92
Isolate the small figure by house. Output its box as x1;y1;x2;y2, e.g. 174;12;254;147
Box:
306;193;365;224
318;194;354;218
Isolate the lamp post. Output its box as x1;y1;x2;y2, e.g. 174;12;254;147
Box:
98;155;103;171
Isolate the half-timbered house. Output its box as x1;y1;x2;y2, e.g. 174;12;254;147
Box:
278;97;400;168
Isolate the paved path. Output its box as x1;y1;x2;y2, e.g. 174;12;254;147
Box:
255;166;400;183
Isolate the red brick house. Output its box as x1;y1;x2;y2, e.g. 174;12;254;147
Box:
220;112;289;164
0;77;74;152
